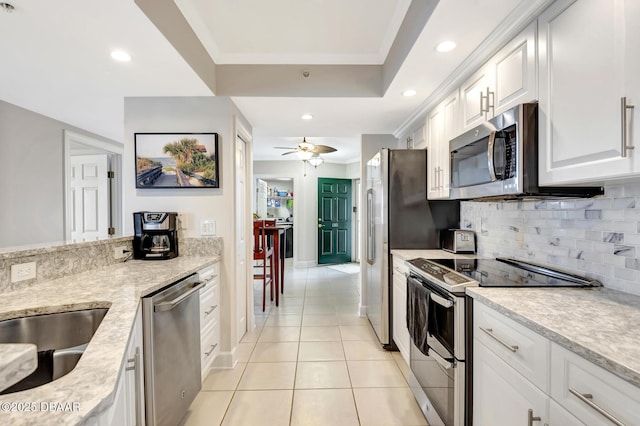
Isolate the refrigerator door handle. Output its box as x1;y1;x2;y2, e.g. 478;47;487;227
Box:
366;188;375;265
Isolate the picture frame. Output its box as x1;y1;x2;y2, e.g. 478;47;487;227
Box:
135;133;219;189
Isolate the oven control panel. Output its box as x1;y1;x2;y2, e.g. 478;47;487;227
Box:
406;258;477;292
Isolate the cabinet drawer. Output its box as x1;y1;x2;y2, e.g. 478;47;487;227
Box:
550;343;640;426
199;263;219;281
549;399;584;426
201;318;219;365
474;303;550;392
200;285;219;327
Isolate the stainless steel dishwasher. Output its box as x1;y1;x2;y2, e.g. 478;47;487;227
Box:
142;273;203;426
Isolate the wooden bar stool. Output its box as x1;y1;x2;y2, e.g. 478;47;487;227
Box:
253;220;276;311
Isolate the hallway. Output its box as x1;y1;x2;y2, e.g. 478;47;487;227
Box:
180;262;428;425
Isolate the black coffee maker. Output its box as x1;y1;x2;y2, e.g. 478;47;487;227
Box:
133;212;179;260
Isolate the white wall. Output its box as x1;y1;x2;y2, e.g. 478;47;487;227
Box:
254;160;354;266
124;96;251;365
0;100;121;248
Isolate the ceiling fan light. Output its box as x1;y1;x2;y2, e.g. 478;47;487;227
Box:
308;156;324;167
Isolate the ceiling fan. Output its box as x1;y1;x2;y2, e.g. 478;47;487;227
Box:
274;137;337;158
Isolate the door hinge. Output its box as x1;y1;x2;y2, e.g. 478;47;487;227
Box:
108;227;115;235
107;171;115;179
353;206;357;213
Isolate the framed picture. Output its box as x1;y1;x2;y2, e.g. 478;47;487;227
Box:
135;133;219;188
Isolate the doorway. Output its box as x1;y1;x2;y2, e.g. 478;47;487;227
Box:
317;178;352;264
63;130;123;242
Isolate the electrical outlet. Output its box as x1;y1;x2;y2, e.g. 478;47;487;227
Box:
11;262;36;283
201;219;216;236
114;246;128;259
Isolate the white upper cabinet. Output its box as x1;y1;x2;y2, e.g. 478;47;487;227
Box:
461;22;537;132
427;90;459;199
538;0;640;184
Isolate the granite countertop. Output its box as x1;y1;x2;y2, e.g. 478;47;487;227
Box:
391;249;477;261
467;286;640;388
0;344;37;393
0;255;219;425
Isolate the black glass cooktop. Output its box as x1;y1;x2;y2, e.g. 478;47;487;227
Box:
429;257;601;288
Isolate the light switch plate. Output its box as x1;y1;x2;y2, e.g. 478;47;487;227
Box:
201;219;216;236
11;262;36;282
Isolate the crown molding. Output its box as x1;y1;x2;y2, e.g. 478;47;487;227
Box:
393;0;555;138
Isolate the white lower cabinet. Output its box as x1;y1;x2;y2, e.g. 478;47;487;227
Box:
550;343;640;425
474;340;549;426
199;263;220;380
474;302;640;426
100;305;145;426
391;256;410;364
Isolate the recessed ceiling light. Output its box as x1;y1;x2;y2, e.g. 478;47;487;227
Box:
0;2;15;13
301;114;313;120
435;40;456;53
402;89;417;97
110;50;131;62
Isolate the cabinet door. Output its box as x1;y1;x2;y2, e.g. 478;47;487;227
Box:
474;341;549;426
493;22;537;115
461;65;494;132
538;0;639;184
392;271;409;364
440;91;459;196
427;105;445;199
549;399;585;426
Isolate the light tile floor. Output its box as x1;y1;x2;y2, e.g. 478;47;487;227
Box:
179;262;429;426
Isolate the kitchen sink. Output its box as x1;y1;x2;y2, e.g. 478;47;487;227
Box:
0;308;109;394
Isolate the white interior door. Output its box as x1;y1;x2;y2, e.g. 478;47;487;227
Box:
69;154;109;242
236;136;248;341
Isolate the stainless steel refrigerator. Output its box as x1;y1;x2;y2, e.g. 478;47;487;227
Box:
365;149;460;348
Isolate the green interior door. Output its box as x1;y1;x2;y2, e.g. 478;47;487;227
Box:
317;178;352;264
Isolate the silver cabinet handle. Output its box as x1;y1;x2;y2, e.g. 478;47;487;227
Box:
527;409;541;426
569;388;626;426
125;347;142;426
154;281;204;312
479;327;519;352
204;343;218;357
201;274;218;288
204;305;218;316
621;97;635;157
486;88;495;116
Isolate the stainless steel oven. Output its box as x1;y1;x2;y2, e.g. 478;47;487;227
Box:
406;258;476;426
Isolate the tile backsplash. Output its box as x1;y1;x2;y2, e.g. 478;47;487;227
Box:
460;182;640;295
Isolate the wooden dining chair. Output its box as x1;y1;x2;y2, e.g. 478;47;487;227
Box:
253;220;276;311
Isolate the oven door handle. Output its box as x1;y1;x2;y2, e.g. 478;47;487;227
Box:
487;130;497;182
429;348;455;370
430;292;454;308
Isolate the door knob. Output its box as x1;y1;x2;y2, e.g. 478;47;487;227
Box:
318;224;324;228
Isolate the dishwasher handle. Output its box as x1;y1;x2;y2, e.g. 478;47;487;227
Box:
154;281;204;312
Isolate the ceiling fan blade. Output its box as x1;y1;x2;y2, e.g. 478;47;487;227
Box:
312;145;337;154
281;151;298;156
274;146;298;150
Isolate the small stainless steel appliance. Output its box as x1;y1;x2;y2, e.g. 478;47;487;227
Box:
449;103;603;200
441;229;476;254
133;212;179;260
143;273;203;426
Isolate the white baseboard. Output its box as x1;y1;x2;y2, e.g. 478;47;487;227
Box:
359;304;367;316
213;346;237;369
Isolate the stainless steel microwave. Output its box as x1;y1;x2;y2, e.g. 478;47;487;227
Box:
449;103;603;200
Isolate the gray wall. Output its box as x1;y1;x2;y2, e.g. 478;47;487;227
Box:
0;100;119;248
